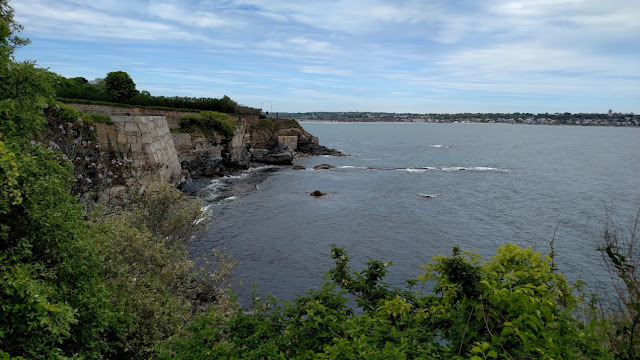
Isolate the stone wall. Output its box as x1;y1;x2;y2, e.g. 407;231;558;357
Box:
68;103;261;130
95;116;182;183
68;103;197;129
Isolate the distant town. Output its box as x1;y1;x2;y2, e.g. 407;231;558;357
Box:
277;111;638;126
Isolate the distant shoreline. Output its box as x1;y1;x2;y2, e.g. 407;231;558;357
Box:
280;111;638;127
296;119;640;127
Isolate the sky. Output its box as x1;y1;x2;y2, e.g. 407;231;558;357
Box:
11;0;640;114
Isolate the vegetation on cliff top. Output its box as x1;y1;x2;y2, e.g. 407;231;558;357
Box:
180;111;236;138
55;75;261;115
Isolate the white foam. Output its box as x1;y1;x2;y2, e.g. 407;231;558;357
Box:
404;168;429;173
224;196;236;201
441;166;508;172
248;165;278;172
419;193;442;198
470;167;509;172
441;166;467;171
339;165;368;170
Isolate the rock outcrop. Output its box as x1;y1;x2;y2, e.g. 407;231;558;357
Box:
313;164;335;170
67;103;343;181
173;123;251;177
177;117;344;176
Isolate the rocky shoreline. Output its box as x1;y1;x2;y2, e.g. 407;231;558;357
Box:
174;117;344;180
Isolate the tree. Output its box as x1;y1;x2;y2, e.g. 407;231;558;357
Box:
0;0;29;55
104;70;138;103
1;2;112;357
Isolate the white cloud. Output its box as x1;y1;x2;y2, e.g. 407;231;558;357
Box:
148;2;243;29
14;1;206;41
287;37;333;53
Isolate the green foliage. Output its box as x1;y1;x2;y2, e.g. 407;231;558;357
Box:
161;244;608;359
0;61;54;139
39;103;129;198
104;70;138;103
85;112;112;124
55;78;262;115
255;118;302;132
256;118;277;130
54;75;110;102
180;111;236;138
0;0;29;54
598;208;640;360
0;136;21;212
88;181;236;359
0;140;112;359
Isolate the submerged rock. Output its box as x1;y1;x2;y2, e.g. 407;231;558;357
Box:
293;165;306;170
313;164;335;170
310;190;327;197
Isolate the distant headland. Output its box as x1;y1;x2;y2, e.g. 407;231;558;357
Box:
279;111;639;126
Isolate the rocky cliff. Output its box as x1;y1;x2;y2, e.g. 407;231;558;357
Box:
175;116;343;178
66;104;342;181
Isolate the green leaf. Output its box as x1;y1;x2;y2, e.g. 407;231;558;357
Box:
501;327;514;336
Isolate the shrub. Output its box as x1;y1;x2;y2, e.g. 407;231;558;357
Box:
256;118;276;131
0;140;112;359
39;104;130;199
160;244;608;359
89;181;237;359
598;207;640;359
180;111;236;138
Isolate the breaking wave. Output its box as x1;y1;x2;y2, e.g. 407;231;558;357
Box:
328;165;509;173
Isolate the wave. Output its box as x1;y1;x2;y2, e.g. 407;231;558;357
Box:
332;166;507;172
338;165;369;170
399;167;438;173
426;144;452;148
419;193;442;198
441;166;509;172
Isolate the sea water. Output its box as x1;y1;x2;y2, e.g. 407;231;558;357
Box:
189;123;640;307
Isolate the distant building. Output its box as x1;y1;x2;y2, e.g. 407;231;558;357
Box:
608;109;613;117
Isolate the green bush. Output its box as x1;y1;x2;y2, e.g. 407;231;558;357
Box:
160;244;608;359
0;140;113;359
88;181;237;359
256;118;277;131
254;118;301;132
180;111;236;138
85;113;112;124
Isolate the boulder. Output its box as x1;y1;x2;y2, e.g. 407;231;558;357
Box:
293;165;306;170
251;149;294;165
313;163;335;170
297;136;345;156
310;190;327;197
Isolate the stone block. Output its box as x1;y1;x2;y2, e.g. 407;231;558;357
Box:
130;142;142;153
124;121;138;133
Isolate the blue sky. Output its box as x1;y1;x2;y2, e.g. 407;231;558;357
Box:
12;0;640;113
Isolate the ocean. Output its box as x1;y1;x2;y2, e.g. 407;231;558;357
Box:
189;122;640;307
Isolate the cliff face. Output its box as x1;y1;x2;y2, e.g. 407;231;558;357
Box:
172;122;251;177
66;104;341;181
175;117;343;178
94;115;183;183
